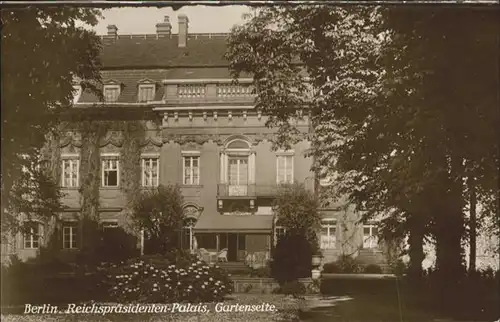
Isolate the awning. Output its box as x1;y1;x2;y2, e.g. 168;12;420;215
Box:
193;213;273;233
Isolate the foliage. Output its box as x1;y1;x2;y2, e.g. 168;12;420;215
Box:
2;155;64;240
274;280;306;296
1;7;102;237
101;253;233;303
333;254;361;273
363;264;383;274
76;121;109;265
94;226;139;264
271;234;312;283
131;185;185;255
390;259;407;277
70;119;150;265
250;266;271;278
322;262;340;274
273;183;321;249
1;255;96;305
226;6;499;309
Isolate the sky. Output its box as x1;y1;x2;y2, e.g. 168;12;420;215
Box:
93;6;251;35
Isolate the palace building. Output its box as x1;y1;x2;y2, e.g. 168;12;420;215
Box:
3;15;388;269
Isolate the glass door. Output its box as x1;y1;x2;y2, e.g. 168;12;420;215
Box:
228;157;248;196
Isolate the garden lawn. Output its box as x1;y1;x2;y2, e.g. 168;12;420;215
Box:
300;294;436;322
0;294;300;322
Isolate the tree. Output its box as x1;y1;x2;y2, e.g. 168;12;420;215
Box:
226;5;499;307
131;185;185;255
1;7;103;238
271;183;320;283
272;183;321;245
3;155;64;240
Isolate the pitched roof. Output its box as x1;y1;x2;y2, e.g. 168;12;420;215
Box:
78;68;252;103
73;34;256;104
99;34;230;68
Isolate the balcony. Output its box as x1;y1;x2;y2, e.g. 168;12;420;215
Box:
217;184;279;199
163;80;255;105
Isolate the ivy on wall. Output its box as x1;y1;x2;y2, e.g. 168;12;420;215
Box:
71;117;157;262
120;121;145;213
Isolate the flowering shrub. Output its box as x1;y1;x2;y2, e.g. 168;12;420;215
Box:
103;255;233;303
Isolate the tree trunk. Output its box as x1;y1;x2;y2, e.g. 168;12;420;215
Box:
433;157;466;317
407;215;425;281
468;175;477;274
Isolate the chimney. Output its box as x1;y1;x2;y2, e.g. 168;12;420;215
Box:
178;14;189;48
107;24;118;37
156;16;172;37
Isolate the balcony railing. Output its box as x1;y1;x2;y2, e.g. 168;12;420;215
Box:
164;82;256;104
216;84;254;98
177;84;206;99
217;184;279;198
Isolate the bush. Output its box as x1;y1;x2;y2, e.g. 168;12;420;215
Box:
276;280;306;296
102;252;233;303
334;254;361;273
322;262;340;273
250;266;271;278
1;255;98;306
131;185;185;255
390;259;407;276
363;264;383;274
271;234;312;284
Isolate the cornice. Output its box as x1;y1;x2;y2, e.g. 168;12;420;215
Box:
59;131;163;148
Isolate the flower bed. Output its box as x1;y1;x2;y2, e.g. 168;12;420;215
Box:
103;256;233;303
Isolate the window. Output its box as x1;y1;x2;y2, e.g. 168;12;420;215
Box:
103;85;120;102
62;222;78;249
138;84;155;102
102;158;119;187
102;221;118;230
183;156;200;185
363;224;379;249
228;157;248;185
61;158;79;187
23;222;41;249
276;154;294;184
320;220;337;249
274;226;286;246
142;157;159;187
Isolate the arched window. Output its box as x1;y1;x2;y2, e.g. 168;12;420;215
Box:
220;137;255;197
226;139;250;150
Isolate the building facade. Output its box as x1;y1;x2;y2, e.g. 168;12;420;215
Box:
3;15;386;268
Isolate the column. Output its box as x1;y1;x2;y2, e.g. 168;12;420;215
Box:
248;152;256;184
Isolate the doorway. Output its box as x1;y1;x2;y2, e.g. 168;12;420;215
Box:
227;233;238;261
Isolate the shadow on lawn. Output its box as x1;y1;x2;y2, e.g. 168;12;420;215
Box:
299;294;434;322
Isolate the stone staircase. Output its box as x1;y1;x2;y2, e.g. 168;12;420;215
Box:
217;261;253;275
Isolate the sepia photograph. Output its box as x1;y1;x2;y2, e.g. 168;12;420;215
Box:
1;1;499;321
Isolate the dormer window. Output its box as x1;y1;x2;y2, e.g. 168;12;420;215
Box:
138;84;155;102
103;84;121;102
137;79;156;102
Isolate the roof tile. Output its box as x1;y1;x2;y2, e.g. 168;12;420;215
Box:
77;34;254;104
100;34;229;68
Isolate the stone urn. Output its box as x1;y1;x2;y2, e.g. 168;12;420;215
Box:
311;268;321;280
311;254;322;268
